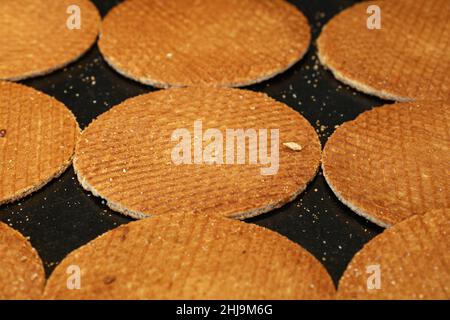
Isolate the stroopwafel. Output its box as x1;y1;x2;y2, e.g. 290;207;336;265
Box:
317;0;450;101
0;0;100;81
322;101;450;227
0;222;45;300
74;87;321;219
44;213;336;299
337;208;450;300
0;81;80;205
98;0;311;88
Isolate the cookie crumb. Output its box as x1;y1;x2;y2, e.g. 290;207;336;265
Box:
103;276;116;285
283;142;302;151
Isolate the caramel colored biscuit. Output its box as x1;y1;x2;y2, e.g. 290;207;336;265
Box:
98;0;311;88
0;81;80;205
338;208;450;300
44;213;336;299
317;0;450;101
0;222;45;299
322;101;450;227
74;87;321;219
0;0;100;81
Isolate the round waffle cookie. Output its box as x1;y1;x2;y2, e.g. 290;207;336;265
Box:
0;81;80;205
98;0;311;88
322;101;450;228
74;88;321;219
317;0;450;101
338;208;450;300
0;0;100;81
0;222;45;299
44;213;335;299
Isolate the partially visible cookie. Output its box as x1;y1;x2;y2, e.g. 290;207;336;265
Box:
98;0;311;87
44;213;336;299
0;222;45;300
0;81;80;205
74;87;321;219
317;0;450;101
0;0;100;81
322;101;450;227
338;208;450;300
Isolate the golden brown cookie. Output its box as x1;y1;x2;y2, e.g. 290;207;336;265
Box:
0;222;45;300
338;208;450;300
98;0;311;88
322;101;450;227
44;213;335;299
74;87;321;219
0;81;80;205
0;0;100;81
317;0;450;101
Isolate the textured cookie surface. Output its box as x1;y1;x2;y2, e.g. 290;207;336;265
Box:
0;81;80;205
0;222;45;299
322;101;450;227
338;208;450;300
44;213;335;299
98;0;311;87
0;0;100;81
74;87;321;219
317;0;450;101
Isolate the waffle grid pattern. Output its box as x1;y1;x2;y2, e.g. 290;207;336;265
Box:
338;209;450;299
0;0;100;80
0;222;45;299
44;213;335;299
0;81;80;204
323;101;450;227
317;0;450;101
74;88;321;219
99;0;311;87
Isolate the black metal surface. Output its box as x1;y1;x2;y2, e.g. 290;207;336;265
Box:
0;0;386;286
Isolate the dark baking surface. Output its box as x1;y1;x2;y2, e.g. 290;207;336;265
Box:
0;0;386;286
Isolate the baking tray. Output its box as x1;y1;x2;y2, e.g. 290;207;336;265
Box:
0;0;386;286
